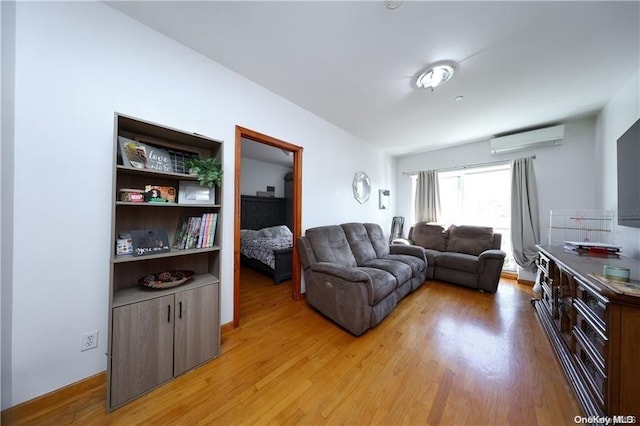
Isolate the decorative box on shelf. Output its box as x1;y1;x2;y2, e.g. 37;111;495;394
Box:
144;185;176;203
119;189;145;203
116;233;133;255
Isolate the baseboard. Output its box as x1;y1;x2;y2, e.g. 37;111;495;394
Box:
221;321;235;334
501;271;517;280
501;271;533;286
2;323;240;423
1;371;106;424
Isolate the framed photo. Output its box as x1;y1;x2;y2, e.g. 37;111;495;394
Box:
379;189;390;210
178;180;216;205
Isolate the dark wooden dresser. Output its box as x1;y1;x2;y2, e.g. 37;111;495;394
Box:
534;245;640;418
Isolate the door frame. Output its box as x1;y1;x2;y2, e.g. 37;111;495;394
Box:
233;126;303;328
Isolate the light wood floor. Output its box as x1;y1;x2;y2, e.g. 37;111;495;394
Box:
5;267;581;425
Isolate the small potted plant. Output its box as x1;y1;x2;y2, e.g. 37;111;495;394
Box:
183;156;223;188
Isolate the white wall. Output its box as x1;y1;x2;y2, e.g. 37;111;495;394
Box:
1;0;17;411
595;70;640;258
241;157;291;198
395;116;598;244
3;2;394;409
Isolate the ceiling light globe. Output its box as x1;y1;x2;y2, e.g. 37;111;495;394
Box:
416;64;455;89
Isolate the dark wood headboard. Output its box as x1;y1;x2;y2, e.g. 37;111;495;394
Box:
241;195;287;230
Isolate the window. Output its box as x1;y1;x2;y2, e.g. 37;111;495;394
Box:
412;163;516;271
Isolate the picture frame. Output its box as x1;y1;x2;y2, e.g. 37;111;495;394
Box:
379;189;390;210
178;180;216;205
130;228;170;257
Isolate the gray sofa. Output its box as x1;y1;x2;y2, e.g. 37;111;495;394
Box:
297;222;427;336
399;223;506;293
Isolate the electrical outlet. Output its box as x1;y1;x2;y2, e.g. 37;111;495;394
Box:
81;330;99;352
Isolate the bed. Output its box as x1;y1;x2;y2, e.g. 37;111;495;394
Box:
240;195;293;284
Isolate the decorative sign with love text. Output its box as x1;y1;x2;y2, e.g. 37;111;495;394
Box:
118;136;174;173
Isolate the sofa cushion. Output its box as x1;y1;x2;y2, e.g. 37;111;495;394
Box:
436;252;479;274
364;223;390;257
446;225;494;256
358;267;397;304
422;248;442;269
410;223;447;251
363;259;412;286
306;225;357;267
341;223;378;265
383;254;425;275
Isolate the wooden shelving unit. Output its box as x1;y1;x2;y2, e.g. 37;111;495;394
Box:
107;113;222;411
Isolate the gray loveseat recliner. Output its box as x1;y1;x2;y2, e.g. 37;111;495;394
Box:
399;223;506;293
297;222;427;336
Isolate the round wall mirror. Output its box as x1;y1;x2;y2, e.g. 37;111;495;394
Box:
352;171;371;204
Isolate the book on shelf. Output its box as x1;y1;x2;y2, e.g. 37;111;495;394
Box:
564;241;621;257
185;216;202;249
172;217;190;249
207;213;218;247
173;213;218;250
564;246;621;258
197;214;207;249
564;241;621;251
197;213;218;249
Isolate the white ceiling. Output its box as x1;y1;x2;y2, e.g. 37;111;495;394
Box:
107;1;640;157
241;137;294;167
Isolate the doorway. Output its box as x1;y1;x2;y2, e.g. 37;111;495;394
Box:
233;126;303;328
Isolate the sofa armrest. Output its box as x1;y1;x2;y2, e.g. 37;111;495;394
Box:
310;262;370;282
297;236;317;271
390;244;426;261
391;238;413;245
308;262;374;306
478;249;506;293
479;249;506;261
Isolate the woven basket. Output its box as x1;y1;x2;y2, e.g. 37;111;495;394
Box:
139;270;194;289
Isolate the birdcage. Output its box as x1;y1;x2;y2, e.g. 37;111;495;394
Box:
548;209;615;246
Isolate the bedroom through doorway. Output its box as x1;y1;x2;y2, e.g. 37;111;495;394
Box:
233;126;303;328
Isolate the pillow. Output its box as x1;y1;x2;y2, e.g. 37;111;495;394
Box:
240;229;260;241
258;225;292;238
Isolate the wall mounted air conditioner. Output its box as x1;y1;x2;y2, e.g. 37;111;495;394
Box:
490;124;565;155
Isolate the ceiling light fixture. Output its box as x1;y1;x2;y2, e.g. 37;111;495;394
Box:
416;64;455;90
385;1;404;10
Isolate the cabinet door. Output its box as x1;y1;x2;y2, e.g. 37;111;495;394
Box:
174;284;219;376
111;294;174;408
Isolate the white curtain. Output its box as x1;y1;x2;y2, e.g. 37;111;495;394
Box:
511;157;540;271
414;170;440;223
